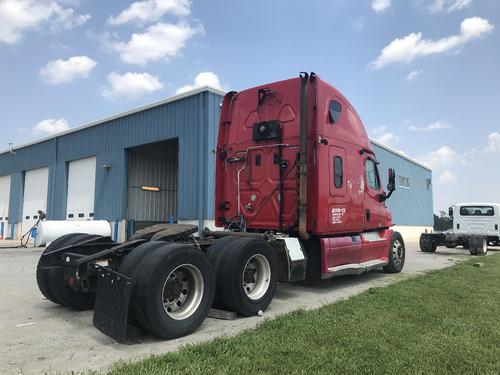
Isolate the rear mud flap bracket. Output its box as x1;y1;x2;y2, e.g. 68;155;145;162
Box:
93;267;142;344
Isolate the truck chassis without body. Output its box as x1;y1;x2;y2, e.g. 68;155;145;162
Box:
420;203;500;256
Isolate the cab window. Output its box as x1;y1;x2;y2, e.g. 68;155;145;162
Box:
333;156;343;188
365;159;380;189
459;206;494;216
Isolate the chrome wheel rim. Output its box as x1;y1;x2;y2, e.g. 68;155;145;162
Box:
162;264;203;320
392;240;404;265
483;239;487;254
242;254;271;301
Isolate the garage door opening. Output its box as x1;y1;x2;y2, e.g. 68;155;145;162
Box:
66;156;96;220
126;138;178;235
22;167;49;235
0;175;11;239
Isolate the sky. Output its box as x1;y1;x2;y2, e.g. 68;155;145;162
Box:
0;0;499;213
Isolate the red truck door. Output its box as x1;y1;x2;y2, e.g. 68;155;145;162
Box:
326;145;364;234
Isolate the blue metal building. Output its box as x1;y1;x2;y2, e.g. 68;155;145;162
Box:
0;87;432;242
371;140;433;237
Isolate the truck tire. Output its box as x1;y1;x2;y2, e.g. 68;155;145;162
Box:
383;232;405;273
131;243;214;339
36;233;87;304
467;237;477;255
48;234;103;310
217;237;278;316
475;236;488;256
117;241;167;329
419;235;436;253
206;236;240;308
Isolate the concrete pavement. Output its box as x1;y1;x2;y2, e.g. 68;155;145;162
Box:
0;241;495;374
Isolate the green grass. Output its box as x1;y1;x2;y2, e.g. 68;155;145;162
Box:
107;255;500;375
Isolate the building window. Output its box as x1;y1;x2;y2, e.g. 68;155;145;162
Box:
365;159;380;189
399;176;410;189
426;178;432;190
328;100;342;124
333;156;343;188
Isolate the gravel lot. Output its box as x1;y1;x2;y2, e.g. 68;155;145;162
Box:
0;240;494;374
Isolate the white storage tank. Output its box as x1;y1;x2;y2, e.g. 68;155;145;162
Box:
35;220;111;247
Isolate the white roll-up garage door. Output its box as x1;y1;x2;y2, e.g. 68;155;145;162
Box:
0;175;11;239
66;156;96;220
22;167;49;233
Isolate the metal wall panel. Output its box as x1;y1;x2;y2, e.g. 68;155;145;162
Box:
0;91;221;228
371;142;433;226
204;93;224;220
126;139;178;221
0;140;54;223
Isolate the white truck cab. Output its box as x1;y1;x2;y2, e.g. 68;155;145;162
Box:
420;202;500;256
450;203;500;237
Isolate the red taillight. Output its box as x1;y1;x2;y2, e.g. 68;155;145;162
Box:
67;276;76;287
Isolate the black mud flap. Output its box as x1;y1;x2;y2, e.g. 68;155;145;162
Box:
93;267;142;344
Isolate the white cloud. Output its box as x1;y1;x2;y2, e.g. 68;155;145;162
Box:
102;72;164;100
409;121;452;132
420;135;498;211
372;0;391;13
486;132;500;153
32;118;70;136
351;17;365;32
371;17;494;69
40;56;97;84
417;146;460;170
371;125;387;134
438;170;457;184
0;0;90;44
429;0;472;13
176;72;224;94
112;22;201;65
108;0;191;26
406;70;419;81
448;0;472;12
375;132;400;146
371;126;401;146
49;6;90;32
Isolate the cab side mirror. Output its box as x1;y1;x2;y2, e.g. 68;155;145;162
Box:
387;168;396;192
379;168;396;202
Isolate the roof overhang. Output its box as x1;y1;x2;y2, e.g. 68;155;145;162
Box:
1;86;226;155
369;137;432;172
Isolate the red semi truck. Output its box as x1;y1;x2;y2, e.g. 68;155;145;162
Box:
35;73;405;342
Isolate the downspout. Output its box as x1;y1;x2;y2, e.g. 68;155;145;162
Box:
198;92;208;233
298;73;310;240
